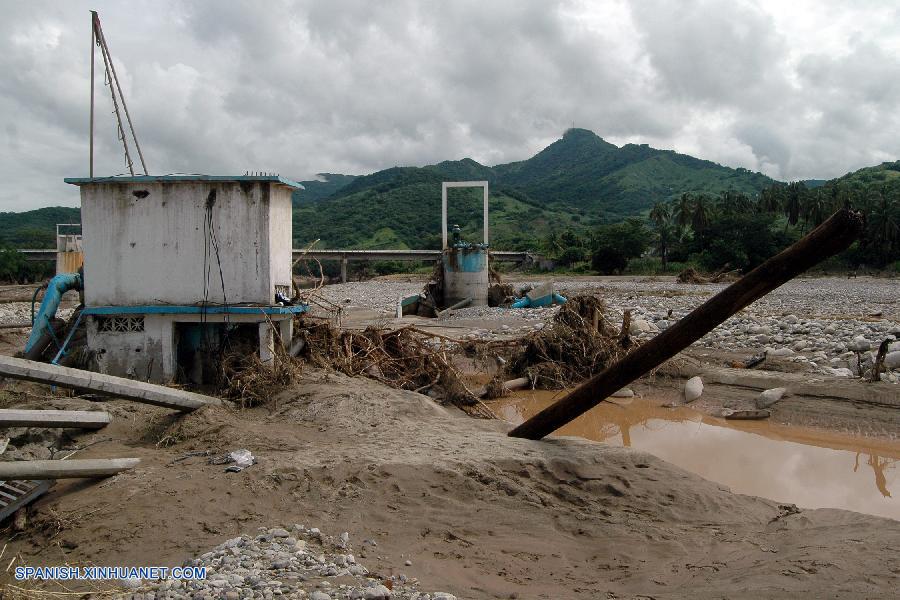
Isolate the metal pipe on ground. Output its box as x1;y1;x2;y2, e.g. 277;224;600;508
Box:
509;209;865;440
436;296;472;317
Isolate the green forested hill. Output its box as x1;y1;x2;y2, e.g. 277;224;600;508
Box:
294;128;776;248
292;173;357;205
0;206;81;247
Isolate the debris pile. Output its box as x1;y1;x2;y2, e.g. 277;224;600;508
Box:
676;267;739;284
219;344;303;409
296;321;490;417
495;295;631;390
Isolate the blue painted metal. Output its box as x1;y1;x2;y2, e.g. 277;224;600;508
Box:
81;304;308;316
510;293;567;309
64;174;304;189
442;248;488;273
25;273;83;354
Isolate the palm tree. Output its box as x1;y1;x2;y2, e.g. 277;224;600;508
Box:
649;202;671;228
653;218;676;269
691;194;712;233
783;182;804;227
674;193;694;230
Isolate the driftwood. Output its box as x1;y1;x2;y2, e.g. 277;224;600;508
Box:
509;209;864;440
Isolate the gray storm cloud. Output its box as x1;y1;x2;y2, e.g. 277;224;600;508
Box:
0;0;897;210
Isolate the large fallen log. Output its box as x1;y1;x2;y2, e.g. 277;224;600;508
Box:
0;458;139;480
509;209;864;440
0;409;111;429
0;355;219;411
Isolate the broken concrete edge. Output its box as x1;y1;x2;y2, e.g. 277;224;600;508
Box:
664;363;900;409
0;355;221;411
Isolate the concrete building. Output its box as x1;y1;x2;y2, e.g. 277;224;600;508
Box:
63;175;305;384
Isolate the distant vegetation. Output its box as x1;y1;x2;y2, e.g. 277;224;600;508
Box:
0;138;896;283
0;206;81;248
293;128;775;250
546;161;900;276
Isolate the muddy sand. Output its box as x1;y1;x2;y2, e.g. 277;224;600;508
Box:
2;370;898;599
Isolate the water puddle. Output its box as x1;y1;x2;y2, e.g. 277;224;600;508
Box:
491;389;900;520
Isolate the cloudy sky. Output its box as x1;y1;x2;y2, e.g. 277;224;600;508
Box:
1;0;898;211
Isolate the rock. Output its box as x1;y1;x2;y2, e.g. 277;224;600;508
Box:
363;585;392;599
270;528;290;538
783;314;799;324
755;387;786;409
683;376;703;403
629;319;657;335
433;594;458;600
223;536;243;549
851;336;872;352
611;388;634;398
121;577;142;589
884;351;900;369
826;367;855;377
769;347;794;357
310;592;331;600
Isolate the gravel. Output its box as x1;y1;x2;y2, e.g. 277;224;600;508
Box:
124;525;457;600
315;276;900;383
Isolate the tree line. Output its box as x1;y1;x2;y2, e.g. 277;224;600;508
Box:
541;167;900;275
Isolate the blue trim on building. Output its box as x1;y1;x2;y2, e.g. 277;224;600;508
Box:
64;174;304;189
82;304;308;316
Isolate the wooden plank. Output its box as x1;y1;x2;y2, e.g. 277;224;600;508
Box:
0;458;139;480
0;355;219;411
509;209;864;440
0;409;111;429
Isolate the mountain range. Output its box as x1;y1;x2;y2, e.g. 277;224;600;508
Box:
0;129;813;251
292;128;775;250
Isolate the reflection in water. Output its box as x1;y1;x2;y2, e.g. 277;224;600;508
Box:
492;390;900;520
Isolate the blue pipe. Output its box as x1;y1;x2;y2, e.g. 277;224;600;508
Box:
25;273;82;354
510;293;567;309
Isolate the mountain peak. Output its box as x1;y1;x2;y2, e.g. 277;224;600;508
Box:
561;127;615;148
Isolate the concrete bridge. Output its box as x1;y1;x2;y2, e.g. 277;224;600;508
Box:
21;248;536;283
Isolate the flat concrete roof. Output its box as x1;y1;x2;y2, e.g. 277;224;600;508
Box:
64;174;304;189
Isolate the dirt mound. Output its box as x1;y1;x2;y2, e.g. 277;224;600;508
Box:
1;372;897;599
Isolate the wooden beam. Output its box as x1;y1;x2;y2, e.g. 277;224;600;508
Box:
0;409;111;429
509;209;864;440
0;458;139;480
0;355;220;411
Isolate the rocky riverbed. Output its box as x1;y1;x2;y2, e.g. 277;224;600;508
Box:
315;276;900;383
124;525;454;600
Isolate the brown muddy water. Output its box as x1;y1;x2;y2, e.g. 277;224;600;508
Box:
490;389;900;520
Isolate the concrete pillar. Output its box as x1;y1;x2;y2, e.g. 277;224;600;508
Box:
259;322;275;368
340;257;348;283
277;318;292;348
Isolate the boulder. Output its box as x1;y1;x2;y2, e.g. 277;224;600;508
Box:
683;376;703;403
884;351;900;370
755;387;786;409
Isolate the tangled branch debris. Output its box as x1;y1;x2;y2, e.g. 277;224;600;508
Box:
219;343;303;409
677;267;740;284
296;321;492;418
496;295;632;390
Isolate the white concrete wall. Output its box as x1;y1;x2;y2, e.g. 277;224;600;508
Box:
80;180;294;306
87;312;292;383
